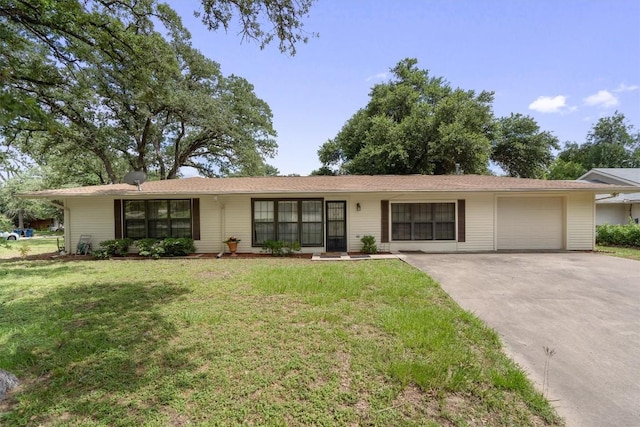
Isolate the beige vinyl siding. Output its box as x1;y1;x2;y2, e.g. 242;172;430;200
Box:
66;197;114;252
344;194;376;252
196;196;220;253
457;194;495;252
566;193;595;250
497;196;564;250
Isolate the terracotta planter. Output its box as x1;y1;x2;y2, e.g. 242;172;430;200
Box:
226;241;239;256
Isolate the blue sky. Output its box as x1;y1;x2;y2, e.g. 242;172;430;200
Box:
168;0;640;176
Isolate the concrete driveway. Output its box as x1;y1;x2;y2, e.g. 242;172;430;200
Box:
402;252;640;427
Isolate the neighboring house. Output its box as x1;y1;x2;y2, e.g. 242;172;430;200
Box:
21;175;634;254
578;168;640;225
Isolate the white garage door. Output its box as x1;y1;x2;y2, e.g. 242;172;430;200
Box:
497;197;563;250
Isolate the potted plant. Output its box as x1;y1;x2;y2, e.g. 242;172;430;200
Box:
224;236;241;256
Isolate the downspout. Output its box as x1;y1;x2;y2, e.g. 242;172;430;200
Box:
214;196;226;258
64;203;71;255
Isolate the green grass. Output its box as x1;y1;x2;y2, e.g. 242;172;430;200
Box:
0;258;563;426
596;245;640;261
1;236;63;259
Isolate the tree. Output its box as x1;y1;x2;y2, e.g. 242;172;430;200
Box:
491;113;559;178
1;0;283;182
546;158;587;180
0;169;61;229
317;58;496;175
556;112;639;172
197;0;317;55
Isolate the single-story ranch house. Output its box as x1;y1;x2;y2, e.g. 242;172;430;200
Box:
21;175;636;254
578;168;640;225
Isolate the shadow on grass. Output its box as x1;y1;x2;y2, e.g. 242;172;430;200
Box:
0;277;191;424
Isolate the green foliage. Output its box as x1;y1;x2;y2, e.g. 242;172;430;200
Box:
596;223;640;247
1;0;287;182
197;0;316;55
318;58;495;175
491;113;559;178
97;239;134;258
161;238;196;256
0;169;62;227
17;244;31;259
557;112;640;172
133;237;195;258
0;213;13;231
135;239;165;259
360;235;378;254
260;239;301;256
546;158;587;180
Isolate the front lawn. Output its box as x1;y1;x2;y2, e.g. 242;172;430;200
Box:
1;236;62;259
0;258;562;426
596;245;640;261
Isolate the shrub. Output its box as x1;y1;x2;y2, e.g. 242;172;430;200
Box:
261;240;301;256
596;223;640;247
92;249;111;260
98;238;134;258
134;238;196;258
360;235;378;254
135;238;164;259
162;238;196;256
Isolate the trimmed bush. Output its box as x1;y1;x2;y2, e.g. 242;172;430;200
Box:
135;238;164;259
596;223;640;247
261;240;301;256
98;238;134;258
360;235;378;254
162;238;196;256
134;237;196;258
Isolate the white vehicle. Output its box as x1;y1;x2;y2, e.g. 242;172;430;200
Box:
1;231;20;240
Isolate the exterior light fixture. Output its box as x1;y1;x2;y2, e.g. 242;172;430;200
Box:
356;202;361;211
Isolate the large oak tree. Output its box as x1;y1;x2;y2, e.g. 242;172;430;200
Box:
0;0;315;182
317;59;496;175
491;113;559;178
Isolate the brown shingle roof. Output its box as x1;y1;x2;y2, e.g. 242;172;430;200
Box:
20;175;636;198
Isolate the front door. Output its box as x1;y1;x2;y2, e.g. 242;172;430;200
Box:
326;201;347;252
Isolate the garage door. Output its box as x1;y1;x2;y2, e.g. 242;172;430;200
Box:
497;197;563;250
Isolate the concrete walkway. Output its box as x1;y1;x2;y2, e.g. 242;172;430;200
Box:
402;252;640;427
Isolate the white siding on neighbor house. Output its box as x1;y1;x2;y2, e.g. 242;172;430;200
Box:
66;197;114;253
633;204;640;224
596;204;628;225
566;193;595;250
496;196;564;250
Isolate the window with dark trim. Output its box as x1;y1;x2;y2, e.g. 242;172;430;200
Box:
252;199;323;246
391;203;455;241
123;199;192;239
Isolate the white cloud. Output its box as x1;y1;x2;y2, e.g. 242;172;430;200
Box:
614;83;639;93
583;90;618;107
528;95;568;113
365;72;389;82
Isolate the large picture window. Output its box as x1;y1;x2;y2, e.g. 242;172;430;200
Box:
391;203;455;241
252;199;323;246
124;199;192;239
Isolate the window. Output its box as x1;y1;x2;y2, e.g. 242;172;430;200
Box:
124;199;192;239
391;203;455;241
252;199;323;246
